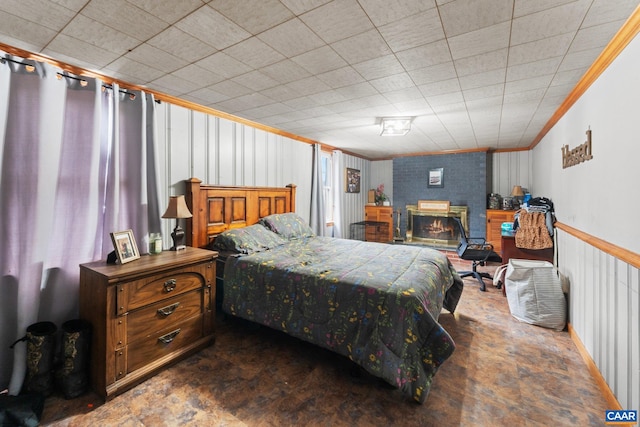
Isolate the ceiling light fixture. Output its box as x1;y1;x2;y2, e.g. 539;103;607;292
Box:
380;117;412;136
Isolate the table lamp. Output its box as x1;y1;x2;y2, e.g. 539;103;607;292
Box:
162;195;192;250
511;185;525;207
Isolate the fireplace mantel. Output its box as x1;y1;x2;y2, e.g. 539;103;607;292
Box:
405;203;468;248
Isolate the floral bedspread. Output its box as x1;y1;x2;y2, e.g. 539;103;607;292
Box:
222;236;463;403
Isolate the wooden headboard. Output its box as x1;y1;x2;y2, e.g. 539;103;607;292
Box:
184;178;297;248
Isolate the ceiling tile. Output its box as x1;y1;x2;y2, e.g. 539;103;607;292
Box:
224;37;286;69
507;33;573;66
208;79;254;98
231;70;280;91
291;45;348;74
81;0;168;41
439;0;513;37
285;76;332;97
124;43;188;74
583;0;640;27
465;87;504;103
454;48;507;77
557;47;602;72
569;20;626;52
148;73;199;95
0;12;57;51
369;72;415;93
511;1;591;46
195;52;252;79
45;34;120;69
458;68;505;90
300;0;374;44
504;74;553;94
261;59;312;84
172;64;225;86
0;0;75;31
513;0;578;18
334;82;379;98
408;62;457;86
102;56;165;84
330;29;392;64
126;0;204;24
175;5;251;50
258;18;325;57
317;66;365;89
209;0;294;34
417;78;461;97
147;27;217;63
180;90;227;106
448;21;510;60
507;57;562;82
307;90;348;105
378;9;444;52
384;87;425;103
62;15;140;55
358;0;436;26
352;54;404;80
395;40;451;71
279;0;333;15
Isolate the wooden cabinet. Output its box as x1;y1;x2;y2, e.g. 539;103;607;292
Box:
79;247;217;400
364;205;393;242
486;209;517;254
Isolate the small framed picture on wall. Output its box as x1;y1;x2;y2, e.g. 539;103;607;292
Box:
428;168;444;188
345;168;360;193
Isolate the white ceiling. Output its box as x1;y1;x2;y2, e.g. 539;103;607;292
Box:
1;0;638;159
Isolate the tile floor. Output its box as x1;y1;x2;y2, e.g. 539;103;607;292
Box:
39;260;609;426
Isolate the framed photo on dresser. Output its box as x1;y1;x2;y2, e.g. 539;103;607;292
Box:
110;229;140;264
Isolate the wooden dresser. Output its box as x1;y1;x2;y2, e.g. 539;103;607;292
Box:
486;209;517;254
364;205;394;242
79;247;217;400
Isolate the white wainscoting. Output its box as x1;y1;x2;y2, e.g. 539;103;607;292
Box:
556;228;639;412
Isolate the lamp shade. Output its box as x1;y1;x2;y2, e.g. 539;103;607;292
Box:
162;195;192;219
510;185;525;197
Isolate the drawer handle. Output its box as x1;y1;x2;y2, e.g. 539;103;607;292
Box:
157;302;180;317
158;328;181;344
163;279;177;292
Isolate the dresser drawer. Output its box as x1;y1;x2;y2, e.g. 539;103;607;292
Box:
126;315;204;373
117;267;207;314
126;289;203;344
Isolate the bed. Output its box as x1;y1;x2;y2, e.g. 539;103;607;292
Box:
184;178;464;403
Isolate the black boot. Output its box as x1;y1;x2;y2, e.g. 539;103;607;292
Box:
23;321;57;397
56;319;91;399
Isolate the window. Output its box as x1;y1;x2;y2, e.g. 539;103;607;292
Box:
321;151;333;223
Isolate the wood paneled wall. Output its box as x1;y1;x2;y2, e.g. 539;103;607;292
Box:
154;103;314;246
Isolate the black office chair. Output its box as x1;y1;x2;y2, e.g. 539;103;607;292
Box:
453;217;502;291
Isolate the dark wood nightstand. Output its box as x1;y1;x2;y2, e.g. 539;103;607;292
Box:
79;247;217;400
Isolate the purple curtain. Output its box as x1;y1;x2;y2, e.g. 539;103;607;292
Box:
0;53;161;394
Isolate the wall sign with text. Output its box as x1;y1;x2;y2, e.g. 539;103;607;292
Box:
562;129;593;169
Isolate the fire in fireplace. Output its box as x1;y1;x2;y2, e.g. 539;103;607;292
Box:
406;202;468;249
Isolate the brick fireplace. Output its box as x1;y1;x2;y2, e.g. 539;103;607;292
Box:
405;200;468;249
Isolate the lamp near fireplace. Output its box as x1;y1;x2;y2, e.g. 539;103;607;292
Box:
380;117;412;136
511;185;525;206
162;195;192;251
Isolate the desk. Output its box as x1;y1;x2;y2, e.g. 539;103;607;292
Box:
500;235;554;264
500;235;554;296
